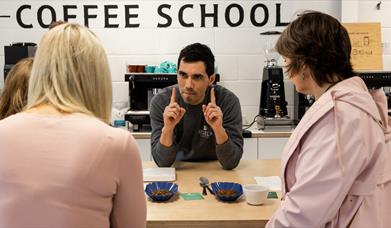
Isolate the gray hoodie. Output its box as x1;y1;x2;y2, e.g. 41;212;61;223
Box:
150;84;243;170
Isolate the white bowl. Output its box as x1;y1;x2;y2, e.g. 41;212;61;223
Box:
243;184;269;205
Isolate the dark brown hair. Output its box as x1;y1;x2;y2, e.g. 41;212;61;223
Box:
0;58;33;119
276;11;355;86
177;43;215;77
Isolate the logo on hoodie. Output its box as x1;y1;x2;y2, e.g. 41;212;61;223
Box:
199;124;212;138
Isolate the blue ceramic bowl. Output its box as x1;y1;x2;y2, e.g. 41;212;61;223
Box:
211;182;243;202
145;182;178;202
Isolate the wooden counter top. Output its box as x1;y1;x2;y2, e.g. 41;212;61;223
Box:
131;128;292;139
143;160;281;228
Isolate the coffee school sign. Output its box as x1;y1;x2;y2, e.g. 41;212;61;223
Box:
12;3;289;29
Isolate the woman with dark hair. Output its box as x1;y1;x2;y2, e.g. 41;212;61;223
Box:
266;11;391;227
0;58;33;119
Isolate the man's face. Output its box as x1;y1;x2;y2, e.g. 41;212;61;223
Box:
177;59;215;105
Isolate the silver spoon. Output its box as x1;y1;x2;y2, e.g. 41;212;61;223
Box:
199;176;214;195
200;183;207;196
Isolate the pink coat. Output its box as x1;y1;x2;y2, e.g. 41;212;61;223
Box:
266;77;391;227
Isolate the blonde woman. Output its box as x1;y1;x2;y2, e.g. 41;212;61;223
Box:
0;58;33;119
0;24;146;228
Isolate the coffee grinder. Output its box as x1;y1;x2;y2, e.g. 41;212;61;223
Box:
257;31;296;130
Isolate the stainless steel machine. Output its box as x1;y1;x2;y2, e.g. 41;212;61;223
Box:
358;71;391;115
256;31;391;131
124;73;178;131
257;31;297;130
257;69;391;130
124;73;220;131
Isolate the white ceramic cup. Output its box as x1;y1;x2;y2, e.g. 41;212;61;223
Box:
243;184;269;205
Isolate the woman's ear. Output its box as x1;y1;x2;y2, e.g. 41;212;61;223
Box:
301;64;311;76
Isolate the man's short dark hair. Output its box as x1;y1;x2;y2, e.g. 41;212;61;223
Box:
177;43;215;77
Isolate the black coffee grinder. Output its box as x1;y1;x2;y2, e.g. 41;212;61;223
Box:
257;31;296;130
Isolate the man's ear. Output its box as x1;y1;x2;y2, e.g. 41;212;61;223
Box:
209;74;216;85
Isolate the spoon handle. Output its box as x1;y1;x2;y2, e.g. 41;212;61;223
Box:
206;186;214;195
202;186;207;196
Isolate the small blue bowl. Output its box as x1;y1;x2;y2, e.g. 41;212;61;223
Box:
145;182;178;202
211;182;243;202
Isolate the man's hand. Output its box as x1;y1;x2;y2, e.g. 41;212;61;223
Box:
202;87;228;145
163;88;186;132
202;87;223;130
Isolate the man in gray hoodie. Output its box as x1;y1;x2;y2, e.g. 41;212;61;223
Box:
150;43;243;170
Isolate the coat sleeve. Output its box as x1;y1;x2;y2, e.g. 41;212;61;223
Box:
267;103;381;227
110;134;146;228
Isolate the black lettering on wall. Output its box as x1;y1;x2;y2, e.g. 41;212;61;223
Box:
250;3;268;27
225;4;244;27
178;4;194;27
16;5;32;28
84;5;98;27
14;3;288;29
276;3;289;26
104;5;119;28
37;5;56;28
157;4;172;28
63;5;77;22
200;4;218;27
125;5;140;28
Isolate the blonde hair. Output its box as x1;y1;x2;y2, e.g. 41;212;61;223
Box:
27;23;112;123
0;58;33;120
48;20;66;30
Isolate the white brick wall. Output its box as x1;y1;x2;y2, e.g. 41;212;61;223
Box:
1;0;390;124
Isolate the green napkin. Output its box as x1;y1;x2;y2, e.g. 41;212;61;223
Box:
180;193;204;200
267;191;278;199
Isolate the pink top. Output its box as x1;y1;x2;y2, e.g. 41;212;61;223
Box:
0;113;146;228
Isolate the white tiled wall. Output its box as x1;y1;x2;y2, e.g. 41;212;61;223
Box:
0;0;390;124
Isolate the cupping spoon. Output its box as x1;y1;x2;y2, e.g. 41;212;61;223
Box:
200;176;214;195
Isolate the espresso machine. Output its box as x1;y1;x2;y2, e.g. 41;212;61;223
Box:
358;71;391;115
124;73;221;131
297;93;315;120
257;31;297;130
4;42;37;79
124;73;178;131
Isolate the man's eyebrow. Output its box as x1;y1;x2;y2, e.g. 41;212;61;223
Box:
178;70;187;75
192;73;204;77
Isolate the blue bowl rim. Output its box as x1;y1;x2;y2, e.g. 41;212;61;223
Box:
145;181;178;201
210;182;243;202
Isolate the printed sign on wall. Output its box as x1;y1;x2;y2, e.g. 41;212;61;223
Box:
0;3;290;29
343;23;383;71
